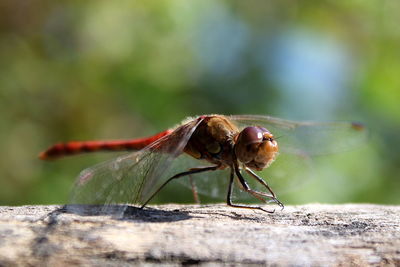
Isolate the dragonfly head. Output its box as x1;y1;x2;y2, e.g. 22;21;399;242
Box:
234;126;279;171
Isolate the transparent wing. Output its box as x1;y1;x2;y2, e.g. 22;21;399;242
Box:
176;115;367;204
229;115;367;155
66;117;203;216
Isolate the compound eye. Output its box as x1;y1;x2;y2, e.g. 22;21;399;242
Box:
237;127;264;145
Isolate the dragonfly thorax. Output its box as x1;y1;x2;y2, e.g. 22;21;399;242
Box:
183;116;239;167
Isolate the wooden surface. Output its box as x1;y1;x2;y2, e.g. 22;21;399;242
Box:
0;204;399;266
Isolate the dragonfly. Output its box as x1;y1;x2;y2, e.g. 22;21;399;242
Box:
39;114;366;213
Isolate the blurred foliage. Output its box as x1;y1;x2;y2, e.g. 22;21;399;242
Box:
0;0;399;206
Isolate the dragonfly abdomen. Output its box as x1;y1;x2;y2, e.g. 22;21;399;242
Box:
39;130;172;160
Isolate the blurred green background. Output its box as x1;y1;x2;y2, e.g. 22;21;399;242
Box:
0;0;399;206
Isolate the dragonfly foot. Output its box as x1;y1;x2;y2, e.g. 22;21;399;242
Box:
259;206;276;213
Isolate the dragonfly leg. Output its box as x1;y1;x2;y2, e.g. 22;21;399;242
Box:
227;167;276;213
233;163;284;210
140;165;219;209
245;167;284;210
188;175;200;204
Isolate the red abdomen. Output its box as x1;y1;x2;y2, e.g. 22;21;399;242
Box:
39;130;172;160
